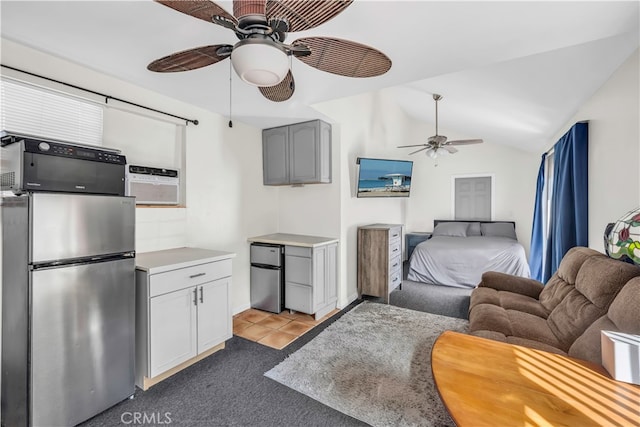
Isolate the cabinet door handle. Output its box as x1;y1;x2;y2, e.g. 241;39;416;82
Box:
393;248;399;252
392;233;399;237
199;286;204;303
392;262;399;268
190;272;206;279
193;288;198;306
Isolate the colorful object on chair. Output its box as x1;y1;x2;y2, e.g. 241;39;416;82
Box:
607;207;640;265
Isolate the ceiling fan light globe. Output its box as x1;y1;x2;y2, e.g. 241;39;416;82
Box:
231;41;289;87
426;148;437;159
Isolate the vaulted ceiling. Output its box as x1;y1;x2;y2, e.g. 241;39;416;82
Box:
1;1;638;152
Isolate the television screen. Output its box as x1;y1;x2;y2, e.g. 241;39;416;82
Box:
357;157;413;198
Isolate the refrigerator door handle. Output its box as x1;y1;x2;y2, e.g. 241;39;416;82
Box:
199;286;204;303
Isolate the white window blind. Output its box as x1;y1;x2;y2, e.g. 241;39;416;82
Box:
0;79;103;145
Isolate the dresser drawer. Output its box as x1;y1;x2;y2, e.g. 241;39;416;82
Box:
150;259;232;297
389;254;402;272
389;268;402;292
388;226;402;241
389;240;402;258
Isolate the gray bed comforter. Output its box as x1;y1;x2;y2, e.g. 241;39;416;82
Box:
407;236;530;288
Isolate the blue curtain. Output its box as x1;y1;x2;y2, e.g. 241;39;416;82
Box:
529;153;547;281
542;122;589;282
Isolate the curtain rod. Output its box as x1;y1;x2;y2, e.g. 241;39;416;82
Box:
1;64;199;126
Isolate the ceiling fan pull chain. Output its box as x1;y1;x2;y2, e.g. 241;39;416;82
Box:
228;60;233;128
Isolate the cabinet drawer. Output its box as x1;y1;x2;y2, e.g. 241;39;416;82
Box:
388;227;402;241
285;254;312;285
150;260;232;297
389;254;402;272
285;245;312;257
285;282;313;314
389;240;402;258
389;268;402;292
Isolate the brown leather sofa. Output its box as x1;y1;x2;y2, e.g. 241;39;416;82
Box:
468;246;640;365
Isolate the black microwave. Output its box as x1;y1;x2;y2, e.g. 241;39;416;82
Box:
0;132;126;196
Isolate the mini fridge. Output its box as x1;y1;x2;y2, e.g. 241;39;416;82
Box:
250;243;284;313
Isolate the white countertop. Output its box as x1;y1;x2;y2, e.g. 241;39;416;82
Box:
136;247;236;274
247;233;339;248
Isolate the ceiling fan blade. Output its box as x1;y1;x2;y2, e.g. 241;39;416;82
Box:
292;37;391;78
397;144;429;148
155;1;237;26
266;0;353;32
233;0;266;18
409;147;429;155
443;146;458;154
259;70;295;102
448;139;484;146
148;45;232;72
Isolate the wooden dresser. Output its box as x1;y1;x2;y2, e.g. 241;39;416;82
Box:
357;224;403;303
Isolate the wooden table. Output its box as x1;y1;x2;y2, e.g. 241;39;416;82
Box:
431;331;640;426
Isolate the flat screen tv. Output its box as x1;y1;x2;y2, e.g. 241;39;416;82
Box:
356;157;413;198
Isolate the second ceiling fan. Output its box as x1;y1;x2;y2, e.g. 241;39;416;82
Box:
147;0;392;102
398;94;483;158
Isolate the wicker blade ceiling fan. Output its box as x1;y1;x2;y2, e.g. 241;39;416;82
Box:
398;94;483;158
147;0;392;102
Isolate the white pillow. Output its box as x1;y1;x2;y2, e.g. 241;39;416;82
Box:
480;222;517;240
466;222;482;236
432;222;469;237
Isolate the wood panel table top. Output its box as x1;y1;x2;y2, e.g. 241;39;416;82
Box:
431;331;640;427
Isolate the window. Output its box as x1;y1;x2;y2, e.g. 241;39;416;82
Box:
540;151;555;274
0;79;103;145
452;175;494;220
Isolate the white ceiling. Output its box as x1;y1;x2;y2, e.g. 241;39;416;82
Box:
1;1;639;152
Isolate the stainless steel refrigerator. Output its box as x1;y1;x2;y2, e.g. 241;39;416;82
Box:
1;192;136;427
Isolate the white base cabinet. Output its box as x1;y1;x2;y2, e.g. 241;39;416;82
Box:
284;242;338;320
135;248;235;389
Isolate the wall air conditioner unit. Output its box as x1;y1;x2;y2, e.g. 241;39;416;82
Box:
126;165;179;205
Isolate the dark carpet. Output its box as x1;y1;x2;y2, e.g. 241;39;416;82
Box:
81;263;470;427
81;303;367;427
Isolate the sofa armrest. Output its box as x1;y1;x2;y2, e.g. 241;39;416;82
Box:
478;271;544;299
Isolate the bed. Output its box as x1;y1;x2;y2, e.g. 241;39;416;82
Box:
407;220;530;289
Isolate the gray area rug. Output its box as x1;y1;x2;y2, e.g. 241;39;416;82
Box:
264;302;469;427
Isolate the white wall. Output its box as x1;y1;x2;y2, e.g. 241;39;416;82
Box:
548;49;639;251
314;91;413;304
403;118;539;255
1;38;278;313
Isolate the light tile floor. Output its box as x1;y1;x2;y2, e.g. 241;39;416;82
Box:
233;308;340;350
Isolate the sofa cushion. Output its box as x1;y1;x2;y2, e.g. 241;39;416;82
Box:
470;287;548;318
608;276;640;329
567;316;617;364
574;256;640;309
546;288;606;351
568;277;640;364
469;304;513;336
538;247;602;312
508;310;564;349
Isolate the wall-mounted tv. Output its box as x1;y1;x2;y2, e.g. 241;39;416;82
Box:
356;157;413;198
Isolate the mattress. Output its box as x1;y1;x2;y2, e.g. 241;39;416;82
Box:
407;235;531;288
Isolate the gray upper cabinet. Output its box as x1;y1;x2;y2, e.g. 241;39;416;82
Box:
262;119;331;186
